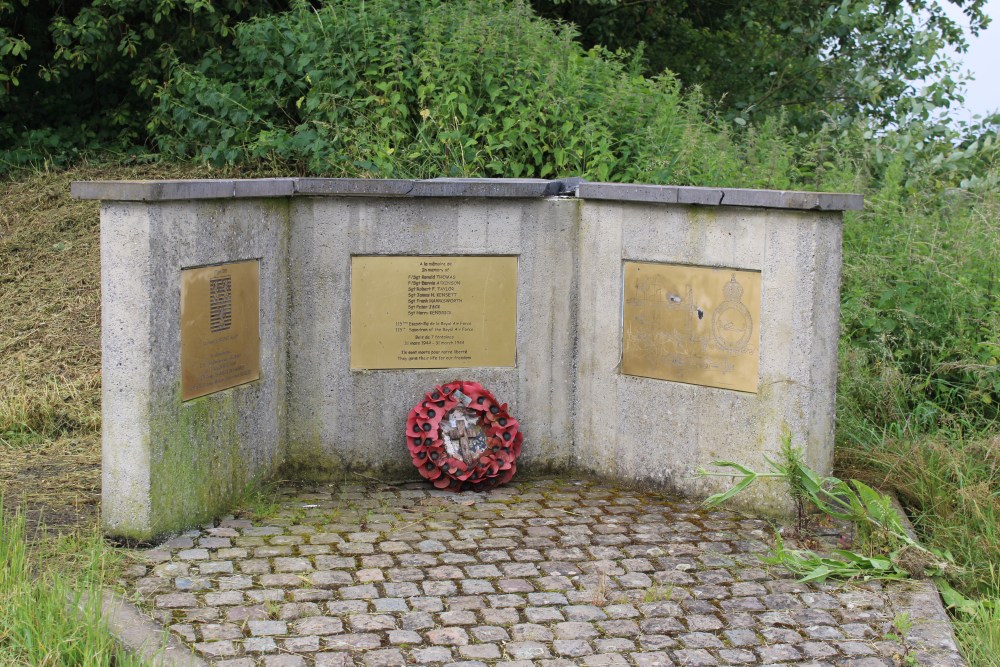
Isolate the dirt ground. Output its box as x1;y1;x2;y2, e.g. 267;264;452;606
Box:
0;436;101;537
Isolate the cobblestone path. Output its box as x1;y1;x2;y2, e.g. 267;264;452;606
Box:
123;478;963;666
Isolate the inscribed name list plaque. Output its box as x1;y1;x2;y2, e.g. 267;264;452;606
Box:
350;256;517;369
622;261;761;393
180;260;261;401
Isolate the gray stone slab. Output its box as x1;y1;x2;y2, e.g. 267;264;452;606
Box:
719;187;864;211
575;183;679;204
233;179;296;198
577;182;863;211
72;179;298;201
409;178;555;198
75;178;862;210
72;180;238;201
677;186;726;206
293;179;415;196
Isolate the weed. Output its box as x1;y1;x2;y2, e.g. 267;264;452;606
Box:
0;495;144;666
642;583;673;603
699;438;955;583
953;598;1000;667
883;611;914;641
264;600;282;619
237;480;283;520
591;571;609;607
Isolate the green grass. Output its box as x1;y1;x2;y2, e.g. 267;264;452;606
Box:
955;600;1000;667
835;164;999;665
0;496;146;666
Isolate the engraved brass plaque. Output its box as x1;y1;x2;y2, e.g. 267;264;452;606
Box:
350;256;517;369
181;260;261;400
622;262;761;393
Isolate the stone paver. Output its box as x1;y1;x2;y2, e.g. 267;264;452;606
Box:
124;478;963;666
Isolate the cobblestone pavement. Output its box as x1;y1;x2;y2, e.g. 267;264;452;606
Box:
122;478;964;666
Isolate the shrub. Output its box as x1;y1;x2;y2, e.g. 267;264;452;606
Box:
150;0;852;189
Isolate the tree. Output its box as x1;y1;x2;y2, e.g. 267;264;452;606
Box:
0;0;288;163
530;0;990;128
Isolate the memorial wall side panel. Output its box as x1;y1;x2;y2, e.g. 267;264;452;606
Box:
112;199;288;539
575;201;841;514
101;202;154;537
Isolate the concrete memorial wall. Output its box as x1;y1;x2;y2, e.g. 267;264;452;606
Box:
73;178;861;540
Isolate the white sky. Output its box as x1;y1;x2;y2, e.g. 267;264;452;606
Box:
942;0;1000;122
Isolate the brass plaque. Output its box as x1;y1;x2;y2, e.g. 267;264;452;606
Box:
622;262;761;392
180;260;261;400
350;256;517;369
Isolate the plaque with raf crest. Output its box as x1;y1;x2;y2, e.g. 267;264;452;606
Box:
622;261;761;393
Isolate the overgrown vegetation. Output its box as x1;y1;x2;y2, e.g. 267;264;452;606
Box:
0;496;143;666
0;0;997;662
2;0;991;168
701;436;958;584
147;0;860;185
531;0;992;129
703;434;999;665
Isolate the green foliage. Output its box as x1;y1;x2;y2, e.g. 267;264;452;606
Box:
531;0;991;129
763;532;912;583
0;496;143;666
0;0;287;171
837;430;1000;593
838;160;999;430
236;478;283;520
951;584;1000;667
700;438;956;583
148;0;861;188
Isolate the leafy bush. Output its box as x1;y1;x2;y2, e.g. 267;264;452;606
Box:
839;161;999;431
0;0;288;173
150;0;856;189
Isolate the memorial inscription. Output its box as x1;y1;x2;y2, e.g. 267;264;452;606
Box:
180;260;261;400
622;261;761;392
350;255;517;369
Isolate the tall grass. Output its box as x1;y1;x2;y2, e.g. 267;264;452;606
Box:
0;496;144;666
836;164;999;664
955;596;1000;667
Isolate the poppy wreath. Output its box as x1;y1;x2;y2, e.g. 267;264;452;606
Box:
406;380;522;491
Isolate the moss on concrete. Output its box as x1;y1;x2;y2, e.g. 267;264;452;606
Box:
142;386;265;540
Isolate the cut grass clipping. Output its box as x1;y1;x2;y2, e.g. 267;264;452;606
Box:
699;434;956;583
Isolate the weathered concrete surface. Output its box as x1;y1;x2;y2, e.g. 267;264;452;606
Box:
285;197;578;479
100;200;288;540
75;179;864;210
575;202;842;515
576;182;864;211
122;478;963;666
